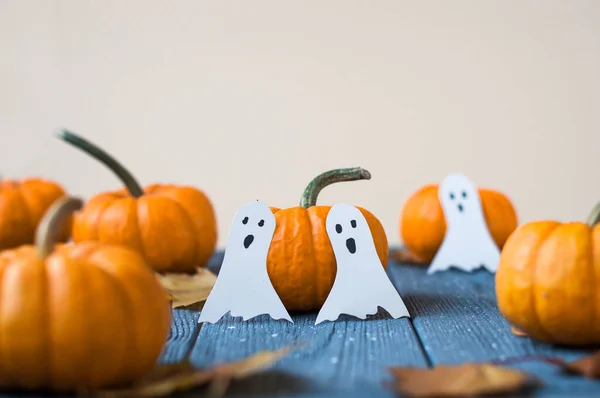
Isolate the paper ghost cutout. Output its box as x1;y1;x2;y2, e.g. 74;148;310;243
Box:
315;203;410;325
427;173;501;274
198;201;293;324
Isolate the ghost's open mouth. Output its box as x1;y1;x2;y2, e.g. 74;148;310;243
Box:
243;234;254;249
457;204;464;212
346;238;356;254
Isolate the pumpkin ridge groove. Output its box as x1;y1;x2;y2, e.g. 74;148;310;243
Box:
74;256;93;389
0;260;17;384
14;187;35;240
288;208;306;308
306;208;320;310
88;262;135;384
133;200;148;265
532;225;561;342
40;253;52;389
89;199;115;244
164;196;198;270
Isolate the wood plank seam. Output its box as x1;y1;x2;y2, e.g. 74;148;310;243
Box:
405;317;434;368
180;321;203;360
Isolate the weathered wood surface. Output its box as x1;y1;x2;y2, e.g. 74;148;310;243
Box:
175;250;600;397
389;260;600;397
185;251;427;396
1;249;599;398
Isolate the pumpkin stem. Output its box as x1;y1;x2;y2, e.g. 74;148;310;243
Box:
299;167;371;208
36;197;83;259
587;202;600;227
56;129;145;198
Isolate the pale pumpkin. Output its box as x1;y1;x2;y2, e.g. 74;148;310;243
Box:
0;196;172;392
495;203;600;346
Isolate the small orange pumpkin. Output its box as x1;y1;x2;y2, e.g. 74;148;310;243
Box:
0;196;171;392
0;178;70;250
495;204;600;346
266;167;388;312
400;184;518;264
57;130;217;273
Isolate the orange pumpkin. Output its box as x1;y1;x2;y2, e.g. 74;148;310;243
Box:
57;129;217;273
0;178;70;250
266;167;388;312
0;196;171;392
400;184;518;264
495;204;600;346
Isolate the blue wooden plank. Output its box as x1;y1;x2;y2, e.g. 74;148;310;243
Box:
190;312;426;397
159;251;224;363
159;309;200;363
388;258;600;397
187;249;428;396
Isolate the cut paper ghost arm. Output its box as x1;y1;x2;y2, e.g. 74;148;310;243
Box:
198;201;292;324
315;203;410;325
426;173;500;275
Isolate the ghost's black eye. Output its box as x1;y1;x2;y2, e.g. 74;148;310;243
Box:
462;191;467;198
350;220;357;228
258;219;265;227
449;192;455;200
242;216;249;225
335;224;342;234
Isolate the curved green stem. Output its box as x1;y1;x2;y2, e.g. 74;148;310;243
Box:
587;202;600;227
56;129;144;198
299;167;371;208
36;196;83;258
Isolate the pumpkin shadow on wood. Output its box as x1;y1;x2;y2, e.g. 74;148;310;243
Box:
333;307;403;323
403;293;498;318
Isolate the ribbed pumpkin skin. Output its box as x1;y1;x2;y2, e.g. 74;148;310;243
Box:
71;184;217;273
266;205;389;312
0;179;70;250
400;184;518;263
0;242;171;391
496;221;600;346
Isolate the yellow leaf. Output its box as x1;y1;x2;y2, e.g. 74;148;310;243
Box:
156;267;217;309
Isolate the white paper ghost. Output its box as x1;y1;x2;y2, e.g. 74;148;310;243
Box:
427;173;501;275
315;203;410;325
198;201;293;324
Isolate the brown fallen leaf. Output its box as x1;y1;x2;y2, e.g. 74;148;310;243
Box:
97;344;297;398
388;362;539;397
208;344;298;396
156;267;217;309
560;351;600;379
390;247;429;266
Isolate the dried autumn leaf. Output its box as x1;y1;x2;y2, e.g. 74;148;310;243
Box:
209;344;298;396
388;362;539;397
156;267;217;309
510;326;528;337
97;345;297;398
390;247;429;265
561;351;600;379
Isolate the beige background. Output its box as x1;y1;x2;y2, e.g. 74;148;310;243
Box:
2;0;599;249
